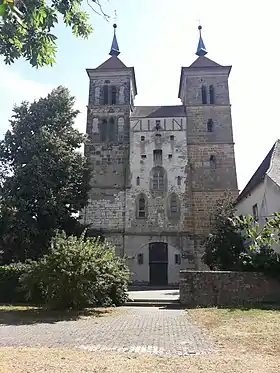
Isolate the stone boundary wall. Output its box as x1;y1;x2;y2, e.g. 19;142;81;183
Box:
180;270;280;307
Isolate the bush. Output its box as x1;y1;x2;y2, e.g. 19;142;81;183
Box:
0;263;28;303
21;231;130;310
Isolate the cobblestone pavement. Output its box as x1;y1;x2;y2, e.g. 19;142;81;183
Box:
0;307;214;356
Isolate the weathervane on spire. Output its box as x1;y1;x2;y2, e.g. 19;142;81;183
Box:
109;12;120;57
196;24;207;57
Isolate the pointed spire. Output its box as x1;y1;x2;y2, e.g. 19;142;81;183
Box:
109;24;120;57
196;25;207;57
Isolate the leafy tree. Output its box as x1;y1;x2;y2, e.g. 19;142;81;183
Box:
0;86;90;264
234;213;280;275
0;0;109;67
202;191;244;270
21;231;130;309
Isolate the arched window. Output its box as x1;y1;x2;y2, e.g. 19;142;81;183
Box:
207;119;213;132
100;119;107;142
152;167;165;190
137;194;147;219
111;85;117;105
103;85;109;105
209;85;215;104
201;85;207;104
210;155;216;169
108;117;117;141
136;176;140;186
168;193;180;219
177;176;182;186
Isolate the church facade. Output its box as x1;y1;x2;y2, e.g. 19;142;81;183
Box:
82;25;238;285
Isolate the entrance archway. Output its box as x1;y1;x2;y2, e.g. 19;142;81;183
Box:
149;242;168;286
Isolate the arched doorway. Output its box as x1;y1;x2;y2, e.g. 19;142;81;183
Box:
149;242;168;286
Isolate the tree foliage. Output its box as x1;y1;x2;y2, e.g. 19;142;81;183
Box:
234;213;280;275
202;191;244;270
0;0;109;67
21;231;130;309
0;86;90;264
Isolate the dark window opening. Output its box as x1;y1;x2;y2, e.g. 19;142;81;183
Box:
137;253;144;265
253;204;259;221
155;133;161;137
210;155;216;169
207;119;213;132
108;117;117;141
141;136;145;141
138;197;146;218
141;154;147;159
155;120;161;130
177;176;182;186
209;85;215;104
111;85;117;105
103;85;109;105
168;154;172;159
100;119;107;142
201;85;207;104
136;176;140;186
105;80;110;84
170;135;175;141
153;149;162;162
175;254;181;265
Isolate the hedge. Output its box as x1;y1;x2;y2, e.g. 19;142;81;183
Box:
0;263;28;303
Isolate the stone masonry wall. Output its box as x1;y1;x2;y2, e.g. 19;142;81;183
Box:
180;270;280;306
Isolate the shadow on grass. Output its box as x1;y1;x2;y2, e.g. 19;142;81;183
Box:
0;305;112;326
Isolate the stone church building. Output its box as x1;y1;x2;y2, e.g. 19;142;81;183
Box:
82;24;238;285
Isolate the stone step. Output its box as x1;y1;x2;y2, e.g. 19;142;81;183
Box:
124;299;181;307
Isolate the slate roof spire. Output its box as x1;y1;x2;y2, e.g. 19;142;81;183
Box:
109;23;120;56
196;25;207;57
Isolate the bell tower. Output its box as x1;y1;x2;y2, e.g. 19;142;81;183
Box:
83;25;137;254
179;26;238;266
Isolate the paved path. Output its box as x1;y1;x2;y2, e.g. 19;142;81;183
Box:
128;289;179;301
0;307;214;356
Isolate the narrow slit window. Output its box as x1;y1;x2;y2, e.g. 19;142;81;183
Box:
177;176;182;186
210;155;216;169
100;119;107;142
155;120;161;130
137;253;144;265
175;254;181;265
168;154;172;160
170;195;178;214
207;119;213;132
252;203;259;221
201;85;207;104
108;117;116;141
103;85;109;105
209;85;215;104
138;197;146;218
111;85;117;104
136;176;140;186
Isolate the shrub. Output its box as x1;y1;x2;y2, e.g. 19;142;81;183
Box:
21;231;130;310
0;263;28;303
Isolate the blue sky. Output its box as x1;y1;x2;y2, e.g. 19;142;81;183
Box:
0;0;279;191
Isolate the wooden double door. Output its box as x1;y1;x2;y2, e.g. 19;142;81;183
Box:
149;242;168;286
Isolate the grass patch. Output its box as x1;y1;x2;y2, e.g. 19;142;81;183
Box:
187;307;280;356
0;305;114;325
0;348;280;373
